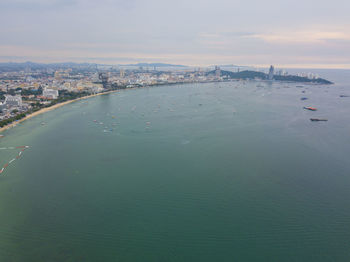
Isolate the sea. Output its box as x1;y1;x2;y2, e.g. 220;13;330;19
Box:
0;69;350;261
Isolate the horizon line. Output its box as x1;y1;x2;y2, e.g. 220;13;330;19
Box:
1;60;350;70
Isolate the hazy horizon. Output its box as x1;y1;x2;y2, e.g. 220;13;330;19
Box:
1;0;350;69
2;60;350;71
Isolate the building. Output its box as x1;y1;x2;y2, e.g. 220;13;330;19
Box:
54;71;62;80
120;69;125;78
89;86;104;94
268;65;274;80
42;88;59;99
215;66;221;79
4;95;22;108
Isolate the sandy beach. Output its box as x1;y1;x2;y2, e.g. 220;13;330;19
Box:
0;90;118;134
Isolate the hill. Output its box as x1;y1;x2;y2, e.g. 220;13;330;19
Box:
207;70;333;84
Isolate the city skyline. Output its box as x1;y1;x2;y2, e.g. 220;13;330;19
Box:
1;0;350;69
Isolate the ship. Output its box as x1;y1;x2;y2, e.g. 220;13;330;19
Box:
303;107;317;111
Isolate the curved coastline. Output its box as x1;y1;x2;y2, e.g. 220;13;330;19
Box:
0;76;333;135
0;82;195;134
0;90;118;134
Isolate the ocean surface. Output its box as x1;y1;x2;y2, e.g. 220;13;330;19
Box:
1;70;350;261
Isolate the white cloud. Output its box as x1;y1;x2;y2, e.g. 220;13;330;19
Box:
251;31;350;43
0;0;350;68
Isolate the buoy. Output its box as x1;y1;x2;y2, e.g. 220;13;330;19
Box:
0;146;30;175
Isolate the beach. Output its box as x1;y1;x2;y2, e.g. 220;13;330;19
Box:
0;90;118;133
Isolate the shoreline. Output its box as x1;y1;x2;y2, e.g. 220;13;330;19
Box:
0;78;331;134
0;83;192;134
0;90;118;134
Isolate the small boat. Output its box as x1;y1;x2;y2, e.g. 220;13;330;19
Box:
340;95;349;98
304;107;317;111
310;118;328;122
300;97;308;101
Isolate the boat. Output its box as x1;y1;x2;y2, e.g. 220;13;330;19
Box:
310;118;328;122
304;107;317;111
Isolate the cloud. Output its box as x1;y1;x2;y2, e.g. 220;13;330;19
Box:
0;0;350;68
250;31;350;44
0;0;77;10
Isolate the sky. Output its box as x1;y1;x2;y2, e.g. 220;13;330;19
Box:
0;0;349;68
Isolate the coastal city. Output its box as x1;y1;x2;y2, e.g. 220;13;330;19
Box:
2;0;350;260
0;62;330;128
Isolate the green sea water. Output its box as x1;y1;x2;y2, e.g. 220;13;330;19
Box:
1;78;350;261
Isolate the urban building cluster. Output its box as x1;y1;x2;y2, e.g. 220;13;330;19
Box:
0;63;328;124
0;65;223;122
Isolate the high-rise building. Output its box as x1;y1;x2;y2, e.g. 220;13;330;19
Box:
268;65;274;80
120;69;125;78
42;88;59;99
215;66;221;78
4;95;22;107
54;71;62;80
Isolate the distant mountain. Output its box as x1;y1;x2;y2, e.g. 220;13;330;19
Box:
0;61;96;67
124;63;187;68
0;62;99;72
214;64;251;68
0;61;190;72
